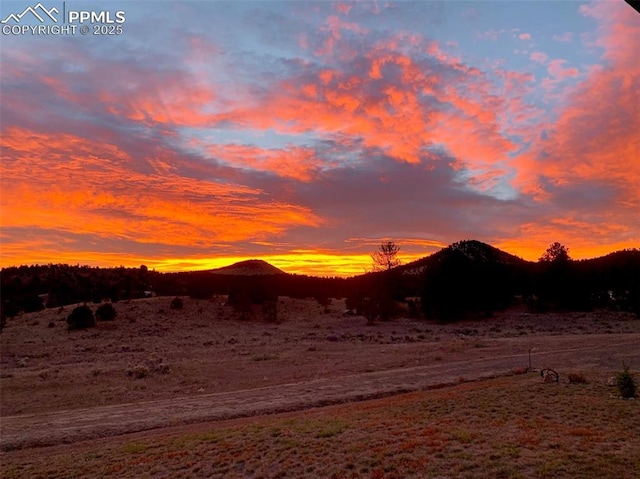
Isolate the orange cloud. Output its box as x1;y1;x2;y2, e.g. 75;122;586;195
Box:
0;128;321;265
202;143;331;182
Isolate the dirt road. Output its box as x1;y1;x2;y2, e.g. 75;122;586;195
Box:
2;333;638;451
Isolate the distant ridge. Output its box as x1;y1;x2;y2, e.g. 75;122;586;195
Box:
208;259;286;276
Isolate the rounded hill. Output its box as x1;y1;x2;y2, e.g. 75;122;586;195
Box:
209;259;286;276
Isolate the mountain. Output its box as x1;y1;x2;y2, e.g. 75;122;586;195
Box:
208;259;287;276
395;239;531;276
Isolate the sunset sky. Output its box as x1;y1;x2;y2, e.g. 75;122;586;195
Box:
1;1;638;276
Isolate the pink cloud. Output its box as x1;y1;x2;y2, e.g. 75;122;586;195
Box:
334;2;352;14
1;8;544;201
202;29;541;189
530;51;548;64
518;33;532;40
547;59;579;79
513;1;640;210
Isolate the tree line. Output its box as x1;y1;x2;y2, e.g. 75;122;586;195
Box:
2;241;639;329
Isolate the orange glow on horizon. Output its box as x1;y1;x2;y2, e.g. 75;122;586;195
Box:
497;241;640;264
2;242;637;279
0;249;428;277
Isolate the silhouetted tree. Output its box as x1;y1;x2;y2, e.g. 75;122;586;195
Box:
367;241;403;322
540;242;570;263
372;241;401;272
534;242;592;311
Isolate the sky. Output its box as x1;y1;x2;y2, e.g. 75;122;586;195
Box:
1;1;639;277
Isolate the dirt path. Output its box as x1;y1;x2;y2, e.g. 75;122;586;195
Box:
2;333;638;451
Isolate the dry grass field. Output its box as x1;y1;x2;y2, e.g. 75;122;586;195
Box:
2;374;639;479
1;296;639;477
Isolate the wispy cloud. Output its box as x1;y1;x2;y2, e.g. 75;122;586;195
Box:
553;32;573;42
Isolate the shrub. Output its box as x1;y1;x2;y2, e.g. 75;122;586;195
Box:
1;301;20;331
345;296;361;314
147;353;170;374
228;288;253;320
361;295;396;324
316;295;331;312
568;373;588;384
95;303;117;321
170;297;184;310
22;295;45;313
616;364;637;399
407;298;421;318
127;353;170;379
127;364;150;379
67;305;95;330
262;299;278;323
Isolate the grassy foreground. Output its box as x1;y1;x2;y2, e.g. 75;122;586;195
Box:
2;373;638;479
